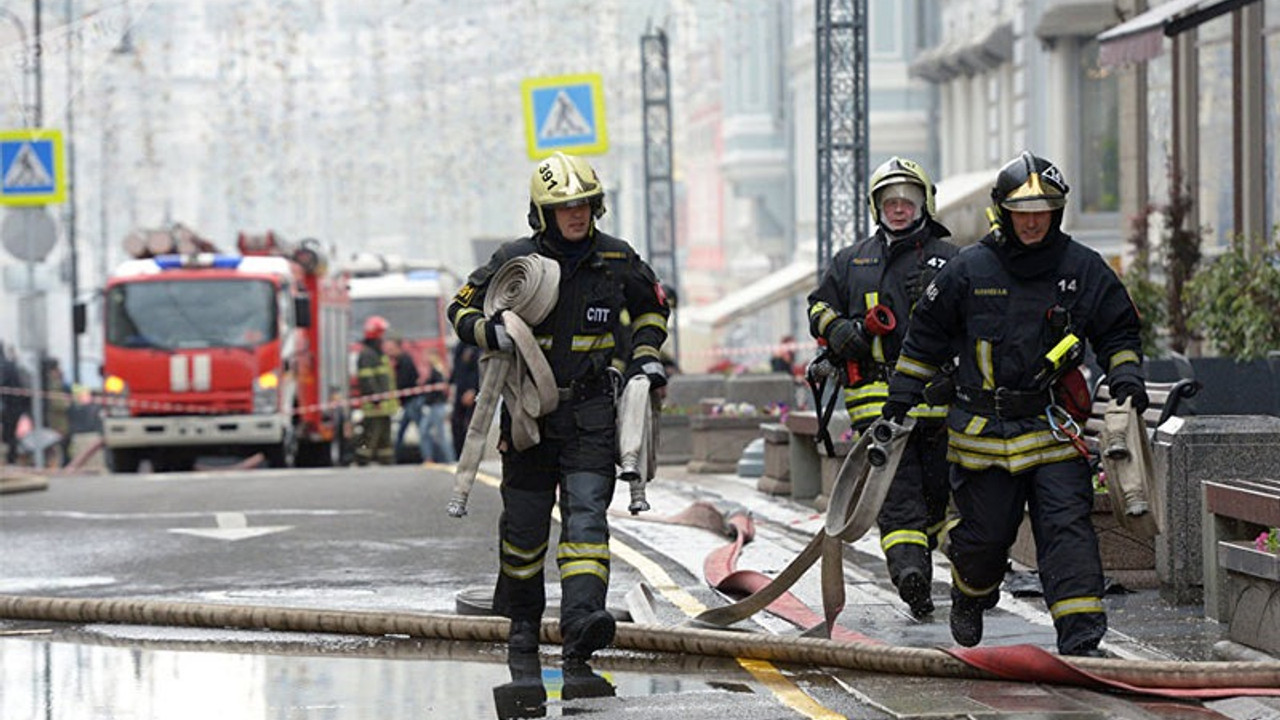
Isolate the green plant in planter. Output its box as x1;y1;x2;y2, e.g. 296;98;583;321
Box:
1256;528;1280;555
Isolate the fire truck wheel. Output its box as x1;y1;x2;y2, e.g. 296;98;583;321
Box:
106;448;142;474
265;426;299;469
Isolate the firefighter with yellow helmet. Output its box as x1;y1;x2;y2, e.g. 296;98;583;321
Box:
447;152;670;674
807;156;958;620
883;151;1145;656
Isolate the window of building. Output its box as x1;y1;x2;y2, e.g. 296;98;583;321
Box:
1078;41;1119;214
870;0;901;58
1197;15;1235;249
1266;0;1280;239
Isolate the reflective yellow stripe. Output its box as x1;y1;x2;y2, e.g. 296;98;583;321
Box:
977;340;995;389
571;334;615;352
632;344;662;360
559;559;609;583
1109;350;1140;370
810;303;839;335
895;354;936;380
947;441;1081;474
908;404;948;419
502;539;548;561
1050;596;1105;619
454;307;482;322
848;403;885;424
846;382;888;401
632;312;667;332
881;529;929;552
537;335;553;349
964;416;987;435
951;566;1000;598
502;560;544;580
557;542;610;561
949;427;1064;455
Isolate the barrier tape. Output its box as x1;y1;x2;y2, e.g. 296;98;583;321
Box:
0;382;450;418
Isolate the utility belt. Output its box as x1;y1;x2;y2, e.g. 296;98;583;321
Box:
955;386;1048;420
557;373;613;403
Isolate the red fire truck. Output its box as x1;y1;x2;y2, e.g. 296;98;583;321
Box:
345;254;460;378
95;229;352;471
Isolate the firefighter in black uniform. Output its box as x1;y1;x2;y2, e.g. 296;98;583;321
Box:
882;151;1147;657
807;157;958;619
447;152;670;672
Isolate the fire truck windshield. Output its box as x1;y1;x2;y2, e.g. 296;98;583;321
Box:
350;298;442;344
106;279;278;350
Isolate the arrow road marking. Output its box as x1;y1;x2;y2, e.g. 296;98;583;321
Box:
168;512;293;541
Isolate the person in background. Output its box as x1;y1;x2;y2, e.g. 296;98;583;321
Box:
447;151;669;675
41;357;72;467
770;335;797;374
883;151;1145;657
388;334;423;463
417;352;454;463
1;345;30;465
448;343;481;460
807;156;959;620
354;316;399;466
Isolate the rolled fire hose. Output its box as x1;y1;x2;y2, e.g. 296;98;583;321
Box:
616;375;659;514
1;593;1276;693
447;255;561;518
691;416;916;636
1099;398;1161;537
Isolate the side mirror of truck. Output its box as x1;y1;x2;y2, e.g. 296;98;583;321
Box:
294;294;312;329
73;302;87;335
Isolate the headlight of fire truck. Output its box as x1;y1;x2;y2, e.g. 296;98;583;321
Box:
102;375;131;417
254;371;280;414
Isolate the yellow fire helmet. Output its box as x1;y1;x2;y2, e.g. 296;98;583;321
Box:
867;156;935;226
527;152;607;232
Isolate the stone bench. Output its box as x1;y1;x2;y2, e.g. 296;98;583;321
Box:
1202;476;1280;656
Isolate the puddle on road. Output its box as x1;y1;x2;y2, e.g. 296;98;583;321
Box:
0;627;733;719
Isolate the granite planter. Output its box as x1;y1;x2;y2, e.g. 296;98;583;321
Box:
1218;541;1280;656
657;414;692;466
687;414;767;474
1010;493;1157;588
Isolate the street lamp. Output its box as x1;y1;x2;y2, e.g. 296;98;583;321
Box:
0;6;37;124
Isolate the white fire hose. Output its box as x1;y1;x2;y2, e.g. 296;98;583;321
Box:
616;374;659;514
447;255;561;518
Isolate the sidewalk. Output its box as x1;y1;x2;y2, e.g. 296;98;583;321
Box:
638;460;1276;665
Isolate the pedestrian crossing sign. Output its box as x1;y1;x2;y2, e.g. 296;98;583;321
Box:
0;129;66;206
522;73;608;160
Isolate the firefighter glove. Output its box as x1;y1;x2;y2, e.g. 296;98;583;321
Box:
906;266;938;306
484;319;514;352
1109;378;1149;414
626;356;667;389
825;317;871;362
881;399;911;425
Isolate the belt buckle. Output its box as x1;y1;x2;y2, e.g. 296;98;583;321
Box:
992;387;1010;419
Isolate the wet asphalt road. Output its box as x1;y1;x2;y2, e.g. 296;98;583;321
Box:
2;461;1279;719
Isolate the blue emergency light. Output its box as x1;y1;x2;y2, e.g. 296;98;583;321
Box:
153;254;243;270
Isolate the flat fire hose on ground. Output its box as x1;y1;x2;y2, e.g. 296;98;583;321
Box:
688;416;916;638
448;255;561;518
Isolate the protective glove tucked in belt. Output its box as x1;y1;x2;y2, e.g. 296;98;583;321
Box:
1109;378;1149;414
625;355;667;389
824;317;871;362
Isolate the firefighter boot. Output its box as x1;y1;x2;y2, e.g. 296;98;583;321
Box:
897;568;935;619
949;594;987;647
561;658;616;704
493;652;547;718
508;618;541;656
562;610;616;663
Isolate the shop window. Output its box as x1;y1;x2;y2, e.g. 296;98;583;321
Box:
1079;41;1119;214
